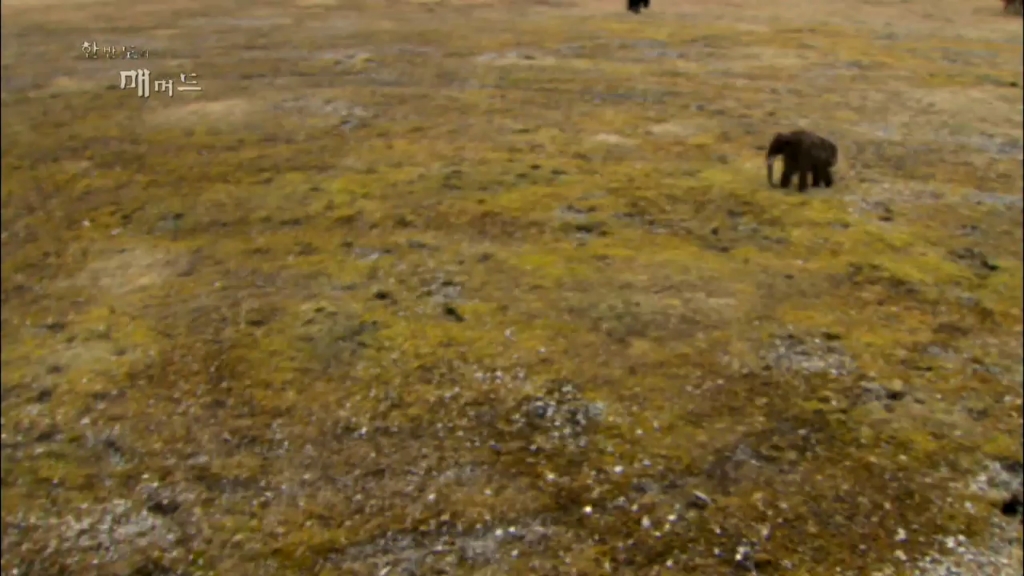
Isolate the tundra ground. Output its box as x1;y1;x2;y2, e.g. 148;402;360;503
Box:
2;0;1022;574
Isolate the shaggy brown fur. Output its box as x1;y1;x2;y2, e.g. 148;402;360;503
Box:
765;130;839;192
627;0;650;14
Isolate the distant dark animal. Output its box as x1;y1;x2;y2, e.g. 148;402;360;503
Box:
765;130;838;192
1003;0;1022;15
627;0;650;14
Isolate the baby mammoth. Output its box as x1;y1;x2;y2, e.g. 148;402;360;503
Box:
627;0;650;14
765;130;838;192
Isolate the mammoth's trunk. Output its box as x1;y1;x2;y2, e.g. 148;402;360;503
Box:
766;155;777;187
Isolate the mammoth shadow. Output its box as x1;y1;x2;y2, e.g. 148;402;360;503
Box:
765;130;838;192
627;0;651;14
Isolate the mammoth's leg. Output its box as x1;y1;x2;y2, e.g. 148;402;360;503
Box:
797;169;809;192
812;168;822;188
823;169;834;188
779;165;794;189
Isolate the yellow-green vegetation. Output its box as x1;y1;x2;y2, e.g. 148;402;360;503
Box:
2;0;1022;574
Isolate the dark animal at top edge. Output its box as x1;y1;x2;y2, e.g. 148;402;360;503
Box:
628;0;650;14
765;130;838;193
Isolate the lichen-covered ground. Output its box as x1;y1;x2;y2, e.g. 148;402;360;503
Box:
2;0;1022;574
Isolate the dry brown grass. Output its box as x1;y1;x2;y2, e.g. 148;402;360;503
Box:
2;0;1022;574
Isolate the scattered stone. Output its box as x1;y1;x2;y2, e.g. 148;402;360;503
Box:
688;491;713;510
3;499;183;572
949;247;1000;274
733;542;770;572
294;241;317;257
145;497;181;517
999;492;1022;520
969;459;1024;525
761;333;857;376
421;278;462;302
509;381;604;448
443;304;465;322
872;201;896;222
590;133;637;146
570;220;608;236
241;305;276;328
558;203;595;218
860;380;909;403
